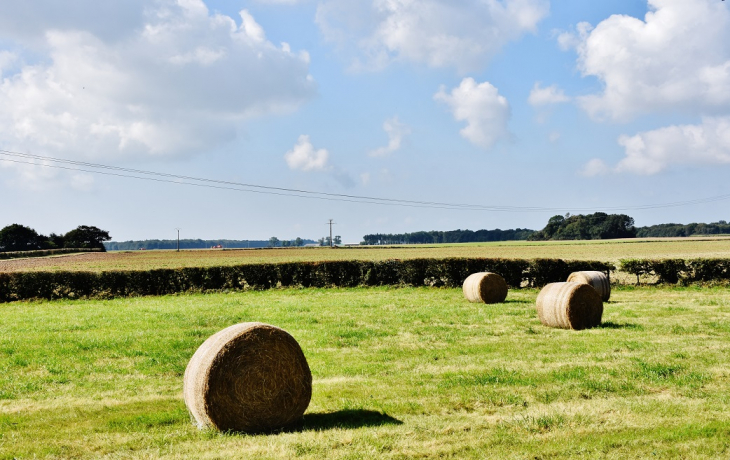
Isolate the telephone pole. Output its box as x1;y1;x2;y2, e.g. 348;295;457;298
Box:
175;228;181;252
328;219;335;248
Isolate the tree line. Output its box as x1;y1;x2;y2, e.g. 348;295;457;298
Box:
0;224;111;252
635;221;730;237
361;228;536;245
528;213;637;240
106;238;317;251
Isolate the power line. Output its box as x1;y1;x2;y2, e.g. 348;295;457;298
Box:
1;149;730;213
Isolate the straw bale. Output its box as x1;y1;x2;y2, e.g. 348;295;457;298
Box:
567;270;611;301
183;322;311;433
463;272;508;304
536;282;603;330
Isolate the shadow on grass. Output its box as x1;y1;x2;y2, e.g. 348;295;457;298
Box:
295;409;403;431
598;321;644;330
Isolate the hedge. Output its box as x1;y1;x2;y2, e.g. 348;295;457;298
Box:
620;258;730;284
0;248;102;260
0;258;613;302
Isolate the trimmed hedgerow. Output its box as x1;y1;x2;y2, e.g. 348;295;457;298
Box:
0;258;614;302
620;258;730;284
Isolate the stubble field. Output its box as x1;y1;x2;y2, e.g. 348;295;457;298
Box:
2;237;730;273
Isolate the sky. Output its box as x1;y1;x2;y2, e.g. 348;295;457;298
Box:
1;0;729;243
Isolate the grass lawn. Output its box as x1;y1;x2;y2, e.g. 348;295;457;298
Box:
1;286;729;458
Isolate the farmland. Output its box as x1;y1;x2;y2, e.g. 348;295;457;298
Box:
1;286;729;458
2;236;730;273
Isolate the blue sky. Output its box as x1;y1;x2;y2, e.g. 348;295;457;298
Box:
1;0;729;243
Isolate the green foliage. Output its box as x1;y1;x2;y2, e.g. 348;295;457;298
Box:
530;212;637;241
636;221;730;237
63;225;111;251
0;223;44;252
361;228;535;245
0;258;614;302
620;258;730;284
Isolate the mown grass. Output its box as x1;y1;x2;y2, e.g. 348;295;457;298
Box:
1;285;729;458
2;236;730;273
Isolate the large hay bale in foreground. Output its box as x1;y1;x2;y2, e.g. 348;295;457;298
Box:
567;270;611;301
183;322;312;433
462;272;508;304
536;282;603;330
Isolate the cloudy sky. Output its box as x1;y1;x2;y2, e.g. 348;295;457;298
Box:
1;0;729;243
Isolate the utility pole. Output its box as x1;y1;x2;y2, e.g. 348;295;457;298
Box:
328;219;335;248
175;228;181;252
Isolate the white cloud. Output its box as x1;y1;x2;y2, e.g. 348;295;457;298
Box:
0;1;315;163
285;135;331;171
434;78;511;149
582;117;730;175
566;0;730;121
580;158;609;177
316;0;549;72
528;82;570;106
369;116;410;157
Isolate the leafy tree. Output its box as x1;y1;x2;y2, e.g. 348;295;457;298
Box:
294;237;303;247
333;235;342;245
0;224;44;252
529;213;636;241
63;225;111;251
268;237;280;248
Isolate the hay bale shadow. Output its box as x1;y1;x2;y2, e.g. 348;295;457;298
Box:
598;321;644;330
296;409;402;431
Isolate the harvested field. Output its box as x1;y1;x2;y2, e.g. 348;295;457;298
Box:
2;237;730;273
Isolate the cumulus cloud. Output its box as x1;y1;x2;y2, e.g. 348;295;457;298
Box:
285;135;331;171
528;82;570;107
0;0;315;163
434;78;511;149
315;0;549;72
563;0;730;121
369;116;410;157
581;117;730;175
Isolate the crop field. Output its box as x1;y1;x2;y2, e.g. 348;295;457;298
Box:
2;237;730;273
2;285;729;459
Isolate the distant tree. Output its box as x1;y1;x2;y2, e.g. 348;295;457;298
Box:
529;213;636;241
268;237;280;248
294;237;303;247
333;235;342;245
63;225;111;251
46;232;65;249
0;224;44;252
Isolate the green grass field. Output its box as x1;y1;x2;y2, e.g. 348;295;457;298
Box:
2;237;730;273
2;286;729;458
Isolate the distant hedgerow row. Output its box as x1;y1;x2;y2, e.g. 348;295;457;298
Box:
620;258;730;284
0;258;613;302
0;248;102;260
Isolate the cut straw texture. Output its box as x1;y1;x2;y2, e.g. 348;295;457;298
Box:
536;282;603;330
567;270;611;301
462;272;508;304
183;322;312;433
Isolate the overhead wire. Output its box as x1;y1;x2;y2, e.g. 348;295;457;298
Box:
1;148;729;213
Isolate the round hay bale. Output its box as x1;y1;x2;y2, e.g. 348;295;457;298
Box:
567;270;611;301
463;272;508;304
535;282;603;330
183;322;312;433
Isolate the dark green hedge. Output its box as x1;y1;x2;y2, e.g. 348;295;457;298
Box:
620;258;730;284
0;248;102;260
0;258;614;302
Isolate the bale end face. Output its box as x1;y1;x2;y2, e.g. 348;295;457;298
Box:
463;272;508;304
536;282;603;330
183;322;312;433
